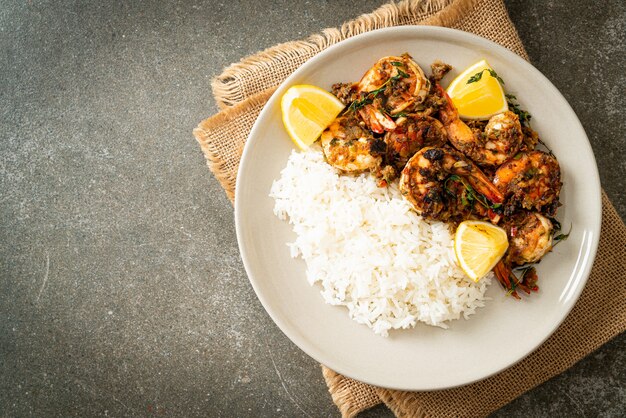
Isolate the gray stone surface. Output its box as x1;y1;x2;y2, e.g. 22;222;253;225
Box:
0;0;623;416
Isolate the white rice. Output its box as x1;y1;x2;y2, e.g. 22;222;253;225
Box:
270;147;491;337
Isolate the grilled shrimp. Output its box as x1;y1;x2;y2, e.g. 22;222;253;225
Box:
320;112;385;173
492;212;554;299
358;54;430;114
357;97;397;134
504;212;554;265
493;150;562;216
437;84;523;167
383;115;447;171
399;147;504;221
353;53;431;133
493;261;539;299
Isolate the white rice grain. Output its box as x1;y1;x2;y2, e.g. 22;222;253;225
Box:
270;147;491;337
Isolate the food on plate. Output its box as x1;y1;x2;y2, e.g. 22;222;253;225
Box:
454;221;509;282
281;84;345;150
493;150;562;216
320;112;385;173
503;212;554;265
273;53;565;334
270;149;490;337
438;83;524;167
490;211;556;295
357;54;430;115
399;147;503;222
384;115;448;172
332;54;431;134
444;59;508;120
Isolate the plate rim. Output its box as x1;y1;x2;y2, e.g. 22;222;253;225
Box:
234;25;602;390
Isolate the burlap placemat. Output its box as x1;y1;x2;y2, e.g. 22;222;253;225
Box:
194;0;626;416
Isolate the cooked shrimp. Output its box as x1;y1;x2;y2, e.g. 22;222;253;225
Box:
356;97;397;134
520;125;540;152
383;115;447;171
352;53;430;133
493;150;562;216
358;53;430;113
493;261;539;299
330;86;397;133
504;212;554;264
399;147;504;221
320;112;385;173
436;84;523;166
492;212;554;298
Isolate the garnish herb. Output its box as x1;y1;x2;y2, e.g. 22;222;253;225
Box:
546;217;570;247
444;175;501;210
364;72;405;99
513;263;536;276
466;69;505;85
506;94;532;127
369;85;388;97
444;175;462;197
553;233;570;244
537;138;555;156
552;223;572;246
396;69;410;79
505;271;521;296
347;69;409;112
548;217;562;232
347;97;372;112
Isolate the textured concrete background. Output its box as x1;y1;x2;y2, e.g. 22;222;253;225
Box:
0;0;624;416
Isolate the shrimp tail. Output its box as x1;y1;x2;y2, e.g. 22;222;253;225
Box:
435;83;458;125
435;83;480;163
493;261;521;299
493;261;539;299
467;174;504;204
488;209;502;224
447;157;504;204
358;101;396;134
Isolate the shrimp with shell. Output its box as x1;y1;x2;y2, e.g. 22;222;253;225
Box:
493;212;554;298
320;112;385;173
493;150;562;216
399;147;504;222
383;115;447;172
436;84;524;167
357;54;430;113
343;54;431;134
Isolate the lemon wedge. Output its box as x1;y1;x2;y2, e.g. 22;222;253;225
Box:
281;84;345;150
445;59;508;120
454;220;509;282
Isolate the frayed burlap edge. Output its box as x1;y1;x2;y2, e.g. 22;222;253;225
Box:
211;0;464;108
420;0;483;27
200;0;529;205
376;389;427;418
322;368;381;418
194;0;625;417
211;0;528;109
193;88;276;202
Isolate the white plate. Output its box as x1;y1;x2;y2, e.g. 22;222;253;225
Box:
235;27;601;390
